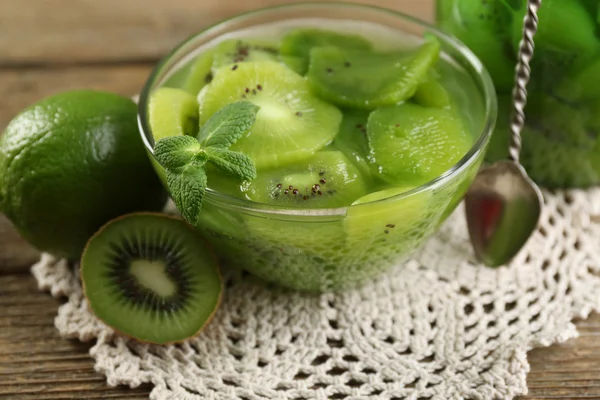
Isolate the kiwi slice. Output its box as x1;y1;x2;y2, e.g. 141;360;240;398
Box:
413;69;451;108
367;103;472;186
180;50;215;95
198;61;342;170
306;37;440;109
210;39;279;71
328;109;372;179
148;87;199;142
209;39;309;76
81;213;222;344
280;28;372;59
344;186;437;255
279;55;309;75
242;150;368;208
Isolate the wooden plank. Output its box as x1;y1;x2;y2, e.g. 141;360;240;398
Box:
0;0;434;65
0;273;598;399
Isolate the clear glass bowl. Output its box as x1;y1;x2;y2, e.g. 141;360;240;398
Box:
437;0;600;188
137;2;496;292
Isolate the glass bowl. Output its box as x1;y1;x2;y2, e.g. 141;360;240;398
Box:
138;2;497;292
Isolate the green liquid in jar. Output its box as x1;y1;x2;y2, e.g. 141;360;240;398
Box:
437;0;600;188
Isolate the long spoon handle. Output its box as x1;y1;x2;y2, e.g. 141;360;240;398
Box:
509;0;542;163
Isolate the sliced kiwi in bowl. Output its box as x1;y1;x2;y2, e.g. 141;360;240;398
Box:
328;109;373;179
413;69;451;109
198;60;342;170
344;186;436;251
210;39;279;71
280;28;373;59
305;36;440;109
242;150;369;208
238;150;369;289
148;87;199;141
366;102;472;187
81;213;222;345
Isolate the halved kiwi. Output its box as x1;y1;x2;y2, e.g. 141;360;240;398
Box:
81;213;222;345
367;103;472;186
148;87;199;142
242;150;368;208
306;37;440;109
198;61;342;170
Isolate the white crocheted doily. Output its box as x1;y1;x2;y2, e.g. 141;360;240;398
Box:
31;188;600;400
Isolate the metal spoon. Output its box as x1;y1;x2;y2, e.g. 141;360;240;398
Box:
464;0;544;267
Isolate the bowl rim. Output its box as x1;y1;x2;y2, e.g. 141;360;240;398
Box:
137;1;497;217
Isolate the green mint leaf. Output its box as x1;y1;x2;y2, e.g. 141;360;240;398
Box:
155;135;202;170
205;147;257;181
198;101;260;149
166;165;207;226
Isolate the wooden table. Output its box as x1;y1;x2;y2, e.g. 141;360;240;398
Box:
1;1;599;399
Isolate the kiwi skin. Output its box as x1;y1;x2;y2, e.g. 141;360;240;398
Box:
80;212;223;345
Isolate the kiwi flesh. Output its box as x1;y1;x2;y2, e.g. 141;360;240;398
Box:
210;39;280;71
413;69;451;108
278;54;309;75
280;28;372;59
344;186;433;246
180;50;215;95
306;37;440;109
367;103;472;186
242;150;368;208
148;87;199;143
329;109;372;179
198;61;342;170
81;213;222;345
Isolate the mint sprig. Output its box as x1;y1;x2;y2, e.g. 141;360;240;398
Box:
155;101;259;225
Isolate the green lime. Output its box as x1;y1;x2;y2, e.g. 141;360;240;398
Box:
0;90;167;260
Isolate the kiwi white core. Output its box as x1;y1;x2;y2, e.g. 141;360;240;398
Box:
253;96;291;120
129;260;177;297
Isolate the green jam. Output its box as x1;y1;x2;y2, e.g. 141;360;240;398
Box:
437;0;600;188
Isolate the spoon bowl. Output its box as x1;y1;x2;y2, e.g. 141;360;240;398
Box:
465;161;543;267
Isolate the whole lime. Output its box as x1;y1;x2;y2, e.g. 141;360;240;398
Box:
0;90;167;260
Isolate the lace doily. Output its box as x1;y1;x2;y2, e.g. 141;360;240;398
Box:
31;188;600;400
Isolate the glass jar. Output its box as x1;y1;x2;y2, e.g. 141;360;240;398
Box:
437;0;600;188
138;2;496;292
